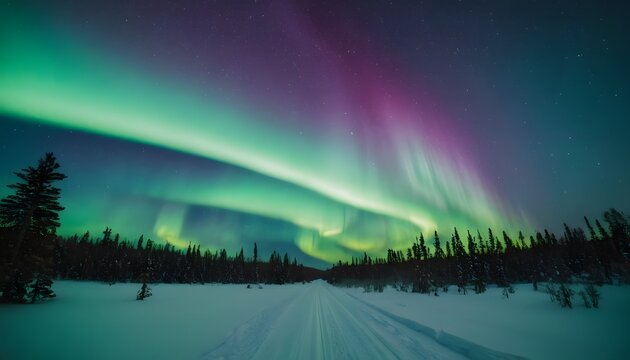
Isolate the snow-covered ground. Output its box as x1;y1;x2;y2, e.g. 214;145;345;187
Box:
204;281;520;360
342;283;630;360
0;281;306;359
0;280;628;359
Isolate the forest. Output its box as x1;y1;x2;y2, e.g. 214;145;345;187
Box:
328;208;630;302
53;229;312;286
0;153;319;304
0;152;628;305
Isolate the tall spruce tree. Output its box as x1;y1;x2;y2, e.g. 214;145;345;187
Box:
418;233;428;260
433;230;444;259
603;208;629;258
0;153;66;303
253;242;259;283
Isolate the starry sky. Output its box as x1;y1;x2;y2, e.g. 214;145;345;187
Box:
0;1;628;268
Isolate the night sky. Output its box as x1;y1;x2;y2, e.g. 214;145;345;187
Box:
1;1;628;268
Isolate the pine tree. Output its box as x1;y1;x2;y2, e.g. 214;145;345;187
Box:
477;230;486;254
253;242;259;283
28;275;56;303
584;217;599;241
136;235;144;250
468;231;485;293
502;231;514;252
144;238;154;282
446;240;453;258
488;228;496;254
495;237;504;253
467;231;476;256
283;253;290;283
604;208;630;258
0;153;66;303
418;233;428;260
184;242;193;283
518;231;526;249
136;273;152;301
433;230;444;259
236;248;245;283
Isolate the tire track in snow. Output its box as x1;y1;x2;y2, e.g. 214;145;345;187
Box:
342;291;527;360
198;295;297;360
202;281;526;359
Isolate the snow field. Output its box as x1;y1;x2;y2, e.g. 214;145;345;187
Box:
0;281;305;359
1;281;628;359
342;283;630;359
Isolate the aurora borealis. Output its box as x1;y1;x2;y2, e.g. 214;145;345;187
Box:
1;1;628;267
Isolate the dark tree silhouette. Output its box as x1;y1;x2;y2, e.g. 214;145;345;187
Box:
433;230;444;259
0;155;319;297
253;242;259;283
0;153;66;303
136;273;152;301
327;208;629;305
51;227;319;288
28;275;56;303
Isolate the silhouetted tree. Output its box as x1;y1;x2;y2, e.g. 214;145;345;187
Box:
28;275;56;303
136;273;152;301
604;208;629;259
433;230;444;259
253;242;259;283
0;153;66;303
327;208;628;304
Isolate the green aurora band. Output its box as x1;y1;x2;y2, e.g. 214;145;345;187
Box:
0;10;530;264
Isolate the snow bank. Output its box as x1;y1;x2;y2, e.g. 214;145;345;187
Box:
342;283;630;359
0;281;306;360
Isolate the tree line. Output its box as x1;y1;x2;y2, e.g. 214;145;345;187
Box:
0;153;315;304
327;209;630;297
2;152;628;304
54;229;307;286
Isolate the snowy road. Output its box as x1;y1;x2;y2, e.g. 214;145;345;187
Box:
203;280;524;360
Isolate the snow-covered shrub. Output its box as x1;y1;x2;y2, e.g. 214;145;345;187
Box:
136;282;152;301
502;285;515;299
546;282;574;308
579;289;592;308
584;284;600;309
396;282;409;292
558;284;574;308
